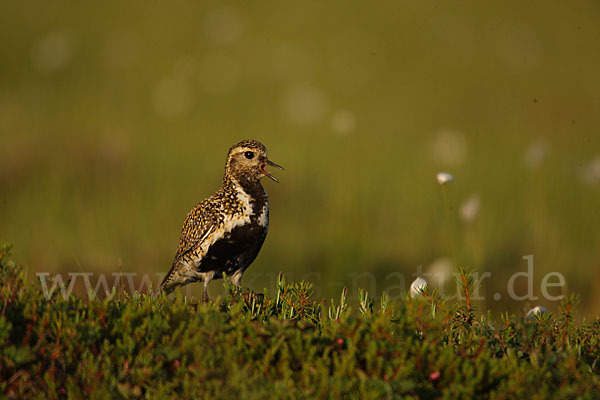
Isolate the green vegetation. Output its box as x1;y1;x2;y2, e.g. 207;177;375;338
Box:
1;1;600;315
2;2;599;397
2;244;599;399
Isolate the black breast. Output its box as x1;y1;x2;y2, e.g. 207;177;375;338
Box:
198;222;267;276
198;180;268;277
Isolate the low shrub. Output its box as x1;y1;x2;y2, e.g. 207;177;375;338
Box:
1;243;599;399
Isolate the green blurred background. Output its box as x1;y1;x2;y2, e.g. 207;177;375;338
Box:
1;1;599;315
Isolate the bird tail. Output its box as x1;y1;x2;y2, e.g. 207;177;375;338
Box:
159;264;177;294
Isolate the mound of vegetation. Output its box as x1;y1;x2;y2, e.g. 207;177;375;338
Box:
1;243;599;399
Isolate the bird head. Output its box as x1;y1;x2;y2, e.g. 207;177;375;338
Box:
225;139;283;184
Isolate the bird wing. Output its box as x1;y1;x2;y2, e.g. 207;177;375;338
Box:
173;202;219;262
160;200;220;291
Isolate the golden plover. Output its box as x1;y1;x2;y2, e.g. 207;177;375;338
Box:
160;139;283;300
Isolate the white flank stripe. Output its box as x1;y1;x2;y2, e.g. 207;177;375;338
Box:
205;181;254;252
258;203;269;228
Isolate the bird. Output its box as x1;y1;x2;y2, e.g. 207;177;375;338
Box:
160;139;283;301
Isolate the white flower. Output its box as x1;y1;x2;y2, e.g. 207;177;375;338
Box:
331;109;357;136
203;6;245;46
31;30;75;73
431;129;467;166
523;139;548;169
283;84;329;126
580;156;600;185
436;172;455;185
526;306;548;319
427;258;453;284
459;194;480;222
410;277;428;298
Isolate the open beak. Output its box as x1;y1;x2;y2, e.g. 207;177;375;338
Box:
260;159;284;182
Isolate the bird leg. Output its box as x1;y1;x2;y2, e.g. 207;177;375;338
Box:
202;281;210;303
200;272;214;303
231;269;244;287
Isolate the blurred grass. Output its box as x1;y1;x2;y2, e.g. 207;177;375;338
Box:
1;0;600;314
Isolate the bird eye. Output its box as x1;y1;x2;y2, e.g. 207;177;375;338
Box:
244;151;254;159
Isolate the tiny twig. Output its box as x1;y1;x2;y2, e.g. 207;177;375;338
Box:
461;272;471;311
